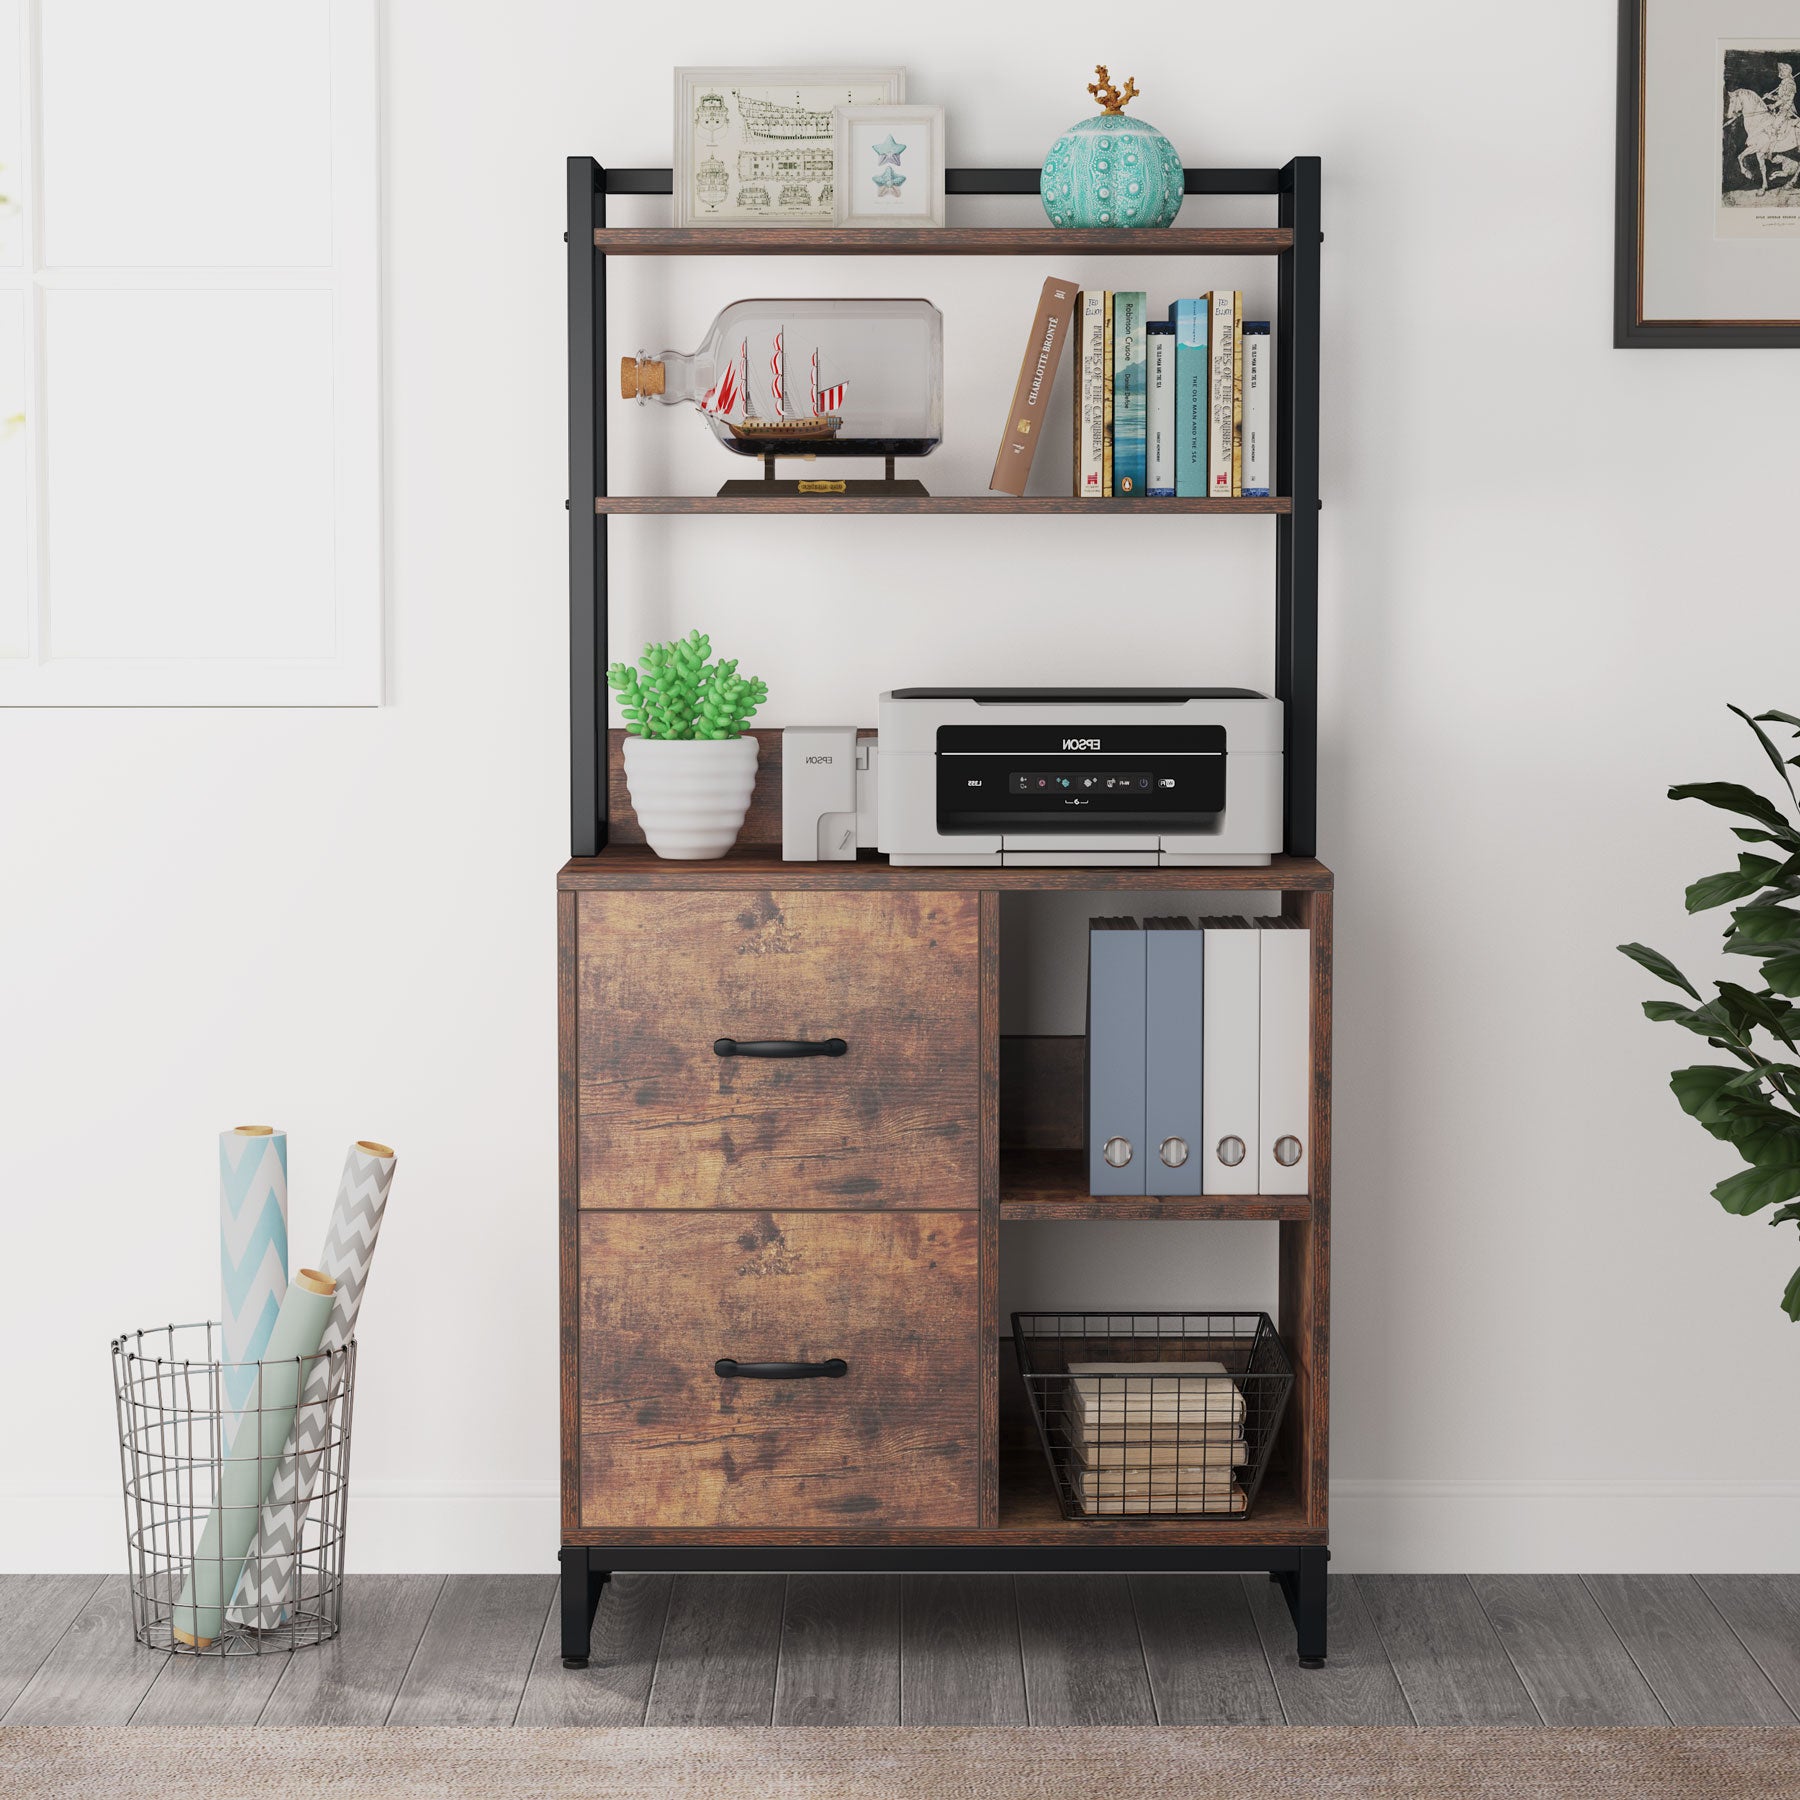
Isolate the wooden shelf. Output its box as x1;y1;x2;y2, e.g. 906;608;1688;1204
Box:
560;848;1333;894
596;495;1291;516
999;1148;1311;1221
595;226;1293;257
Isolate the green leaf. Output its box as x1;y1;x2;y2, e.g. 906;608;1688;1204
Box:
1686;854;1785;912
1768;1201;1800;1226
1730;705;1800;808
1618;942;1703;1000
1762;953;1800;998
1669;782;1797;837
1715;981;1800;1048
1713;1162;1800;1216
1783;1264;1800;1323
1671;1065;1746;1116
1755;710;1800;734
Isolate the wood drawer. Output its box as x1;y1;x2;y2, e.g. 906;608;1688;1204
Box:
578;1210;980;1529
575;889;979;1208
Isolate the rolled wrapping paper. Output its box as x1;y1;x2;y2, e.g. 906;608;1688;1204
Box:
229;1140;396;1629
220;1126;288;1429
172;1268;336;1648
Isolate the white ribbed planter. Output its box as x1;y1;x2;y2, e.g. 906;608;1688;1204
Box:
622;735;759;860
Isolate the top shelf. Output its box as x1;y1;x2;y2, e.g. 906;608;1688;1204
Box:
594;226;1293;257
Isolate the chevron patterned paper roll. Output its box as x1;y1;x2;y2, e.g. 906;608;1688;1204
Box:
220;1127;288;1429
172;1267;336;1648
228;1139;396;1630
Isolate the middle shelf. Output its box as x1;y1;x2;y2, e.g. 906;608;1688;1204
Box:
999;1147;1310;1221
595;494;1293;515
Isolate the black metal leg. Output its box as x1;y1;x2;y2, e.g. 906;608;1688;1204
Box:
1275;1547;1328;1667
560;1545;608;1669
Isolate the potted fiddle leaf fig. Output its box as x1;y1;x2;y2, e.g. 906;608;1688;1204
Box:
1619;704;1800;1320
608;629;768;859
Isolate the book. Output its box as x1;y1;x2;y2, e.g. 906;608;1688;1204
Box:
1077;291;1106;498
1110;290;1146;496
1076;1438;1246;1469
1145;321;1175;497
1242;321;1271;497
1168;298;1209;498
1231;302;1244;496
990;276;1078;496
1101;292;1114;498
1078;1485;1246;1516
1208;290;1237;499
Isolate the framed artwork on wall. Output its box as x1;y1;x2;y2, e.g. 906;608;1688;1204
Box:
832;105;946;228
672;68;906;228
1617;1;1800;345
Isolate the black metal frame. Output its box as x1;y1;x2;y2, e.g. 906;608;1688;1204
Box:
1614;0;1800;348
562;154;1329;1670
567;156;1323;857
559;1542;1328;1670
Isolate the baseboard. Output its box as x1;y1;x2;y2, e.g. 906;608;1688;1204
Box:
7;1477;1800;1574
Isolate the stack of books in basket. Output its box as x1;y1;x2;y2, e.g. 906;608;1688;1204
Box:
1067;1361;1247;1515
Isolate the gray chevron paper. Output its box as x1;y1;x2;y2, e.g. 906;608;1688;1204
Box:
220;1127;288;1430
228;1139;395;1629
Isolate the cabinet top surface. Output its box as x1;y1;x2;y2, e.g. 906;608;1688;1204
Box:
558;848;1333;892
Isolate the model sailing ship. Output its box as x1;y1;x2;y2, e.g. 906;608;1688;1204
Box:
702;330;845;449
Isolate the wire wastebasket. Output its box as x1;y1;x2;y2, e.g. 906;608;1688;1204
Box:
112;1321;356;1655
1012;1311;1293;1520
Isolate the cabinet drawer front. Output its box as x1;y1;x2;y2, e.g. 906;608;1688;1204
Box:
576;890;979;1208
579;1210;979;1529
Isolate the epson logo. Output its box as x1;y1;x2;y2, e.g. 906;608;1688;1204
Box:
1062;737;1101;751
803;754;835;765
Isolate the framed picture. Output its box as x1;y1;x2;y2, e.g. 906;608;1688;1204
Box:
673;67;906;228
832;105;947;228
1617;1;1800;345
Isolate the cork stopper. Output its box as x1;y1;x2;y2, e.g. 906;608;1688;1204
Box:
621;357;665;399
1088;66;1140;115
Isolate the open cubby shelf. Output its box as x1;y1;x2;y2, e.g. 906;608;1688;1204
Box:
999;1148;1311;1221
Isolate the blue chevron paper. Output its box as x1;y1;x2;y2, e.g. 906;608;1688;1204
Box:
220;1127;288;1423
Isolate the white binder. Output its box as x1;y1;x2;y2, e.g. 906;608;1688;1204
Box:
1257;920;1311;1195
1200;919;1260;1194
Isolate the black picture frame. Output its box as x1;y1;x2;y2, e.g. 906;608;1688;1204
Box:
1615;0;1800;347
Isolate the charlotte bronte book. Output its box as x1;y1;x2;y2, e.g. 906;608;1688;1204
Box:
991;276;1078;496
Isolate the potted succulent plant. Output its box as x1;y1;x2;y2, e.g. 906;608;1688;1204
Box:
608;630;768;859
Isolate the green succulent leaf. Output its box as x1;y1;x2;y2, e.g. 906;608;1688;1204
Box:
1618;942;1703;1001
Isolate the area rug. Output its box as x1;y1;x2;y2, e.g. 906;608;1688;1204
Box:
5;1726;1799;1799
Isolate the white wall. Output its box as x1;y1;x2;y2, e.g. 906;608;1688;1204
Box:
5;0;1800;1575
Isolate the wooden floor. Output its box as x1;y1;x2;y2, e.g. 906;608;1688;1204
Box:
4;1573;1798;1728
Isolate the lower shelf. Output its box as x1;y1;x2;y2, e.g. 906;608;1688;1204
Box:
999;1148;1311;1221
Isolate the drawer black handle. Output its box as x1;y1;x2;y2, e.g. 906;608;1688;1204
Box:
713;1037;847;1059
714;1357;848;1380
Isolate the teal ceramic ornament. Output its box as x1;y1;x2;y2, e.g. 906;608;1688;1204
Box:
1040;68;1185;229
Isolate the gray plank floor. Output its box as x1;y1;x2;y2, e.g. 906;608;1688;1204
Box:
3;1573;1796;1728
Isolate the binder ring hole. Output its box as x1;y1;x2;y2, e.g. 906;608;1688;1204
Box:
1216;1135;1246;1168
1158;1136;1190;1168
1102;1136;1134;1168
1274;1135;1303;1168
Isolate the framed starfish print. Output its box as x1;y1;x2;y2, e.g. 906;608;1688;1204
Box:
834;105;946;228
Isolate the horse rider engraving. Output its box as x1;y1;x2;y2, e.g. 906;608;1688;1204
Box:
1727;61;1800;192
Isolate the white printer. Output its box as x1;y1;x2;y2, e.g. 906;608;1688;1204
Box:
876;688;1283;867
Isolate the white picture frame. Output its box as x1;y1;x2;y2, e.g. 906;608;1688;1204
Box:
833;105;946;228
672;68;906;228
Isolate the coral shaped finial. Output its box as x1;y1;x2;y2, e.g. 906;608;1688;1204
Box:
1087;66;1140;115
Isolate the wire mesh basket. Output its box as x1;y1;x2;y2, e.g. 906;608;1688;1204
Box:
111;1321;356;1655
1012;1311;1293;1521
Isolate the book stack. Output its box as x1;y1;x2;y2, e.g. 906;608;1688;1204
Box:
1067;1360;1248;1514
989;277;1273;499
1086;915;1309;1198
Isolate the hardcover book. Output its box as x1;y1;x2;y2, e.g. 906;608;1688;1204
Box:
1145;321;1175;497
1077;291;1106;498
1231;303;1244;497
1110;290;1147;496
1168;297;1209;498
1242;321;1271;497
1208;290;1237;498
1101;292;1114;498
990;276;1078;496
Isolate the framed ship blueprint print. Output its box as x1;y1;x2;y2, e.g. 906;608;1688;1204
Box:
673;68;907;227
1616;3;1800;345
